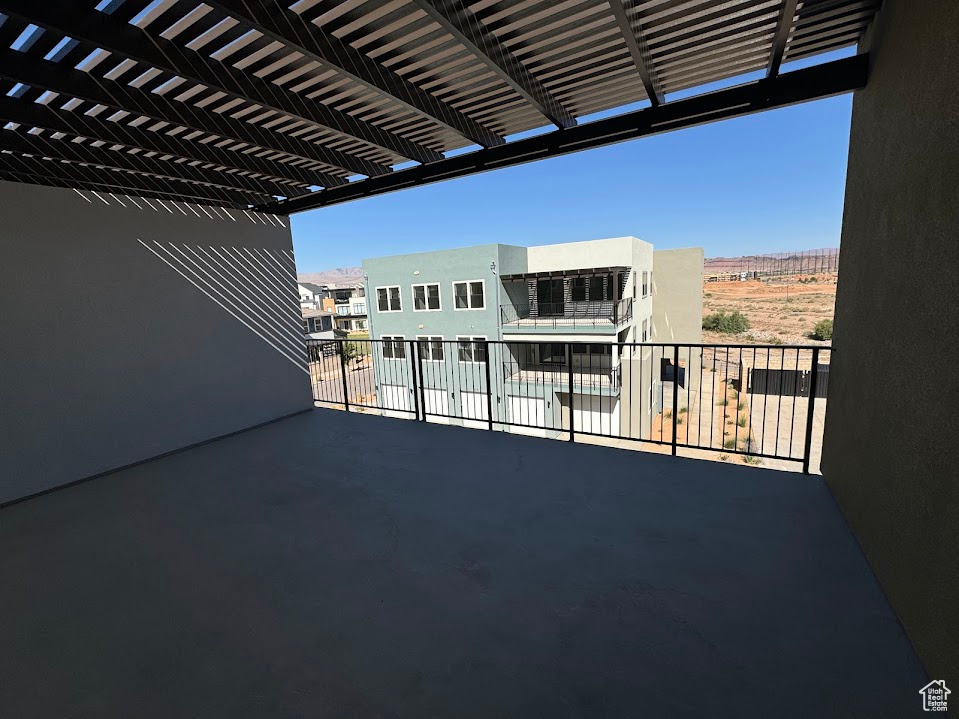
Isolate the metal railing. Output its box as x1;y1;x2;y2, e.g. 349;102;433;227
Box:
500;298;633;328
307;339;831;474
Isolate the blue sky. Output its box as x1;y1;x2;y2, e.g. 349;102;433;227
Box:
291;55;854;272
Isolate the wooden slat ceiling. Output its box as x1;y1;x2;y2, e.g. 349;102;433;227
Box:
0;0;881;212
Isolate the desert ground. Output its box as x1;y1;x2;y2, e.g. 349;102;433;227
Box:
701;274;837;345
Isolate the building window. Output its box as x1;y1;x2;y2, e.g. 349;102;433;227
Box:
642;271;648;297
382;335;406;359
302;320;309;333
336;305;350;315
642;319;648;342
571;277;587;302
571;275;607;301
417;335;444;361
353;303;366;315
412;283;441;311
589;275;605;301
376;286;402;312
453;280;485;310
355;320;366;330
539;343;566;363
457;335;487;363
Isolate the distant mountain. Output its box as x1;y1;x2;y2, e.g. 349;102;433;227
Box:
297;267;364;286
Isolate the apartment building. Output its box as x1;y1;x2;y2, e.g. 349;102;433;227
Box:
301;309;339;340
319;284;368;335
297;282;326;310
362;237;702;437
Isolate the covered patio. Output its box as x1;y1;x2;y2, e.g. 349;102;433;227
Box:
2;0;957;710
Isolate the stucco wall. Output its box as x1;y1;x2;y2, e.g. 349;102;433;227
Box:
823;0;959;687
526;236;636;273
650;248;704;345
0;182;311;505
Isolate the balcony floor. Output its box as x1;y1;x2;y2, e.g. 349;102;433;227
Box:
0;409;924;717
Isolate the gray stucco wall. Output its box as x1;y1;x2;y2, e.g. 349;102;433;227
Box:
0;182;311;504
823;0;959;687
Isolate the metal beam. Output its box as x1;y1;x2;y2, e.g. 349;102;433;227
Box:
407;0;575;129
609;0;663;106
768;0;801;78
0;95;306;199
267;54;868;214
0;151;257;207
0;47;348;188
0;128;274;205
0;0;440;165
206;0;506;147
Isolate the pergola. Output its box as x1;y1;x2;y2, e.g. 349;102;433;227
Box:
0;0;878;213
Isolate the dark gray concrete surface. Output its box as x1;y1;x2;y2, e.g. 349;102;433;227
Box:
824;0;959;689
0;410;925;718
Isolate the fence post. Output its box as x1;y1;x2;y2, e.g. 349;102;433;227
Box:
414;339;427;422
567;343;575;443
671;345;680;456
338;339;350;413
410;340;422;421
802;347;821;474
484;341;494;431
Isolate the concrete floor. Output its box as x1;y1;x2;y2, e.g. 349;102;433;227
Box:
0;409;925;718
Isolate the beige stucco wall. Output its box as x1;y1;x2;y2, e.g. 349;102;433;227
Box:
525;236;641;273
822;0;959;688
650;248;704;345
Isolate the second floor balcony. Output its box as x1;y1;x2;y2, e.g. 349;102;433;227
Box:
501;298;633;331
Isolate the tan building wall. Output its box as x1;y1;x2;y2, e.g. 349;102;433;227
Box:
651;248;704;345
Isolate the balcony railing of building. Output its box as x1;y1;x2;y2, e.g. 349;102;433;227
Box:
500;298;633;328
307;339;831;474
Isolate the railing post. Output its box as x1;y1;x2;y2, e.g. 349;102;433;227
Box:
414;339;427;422
484;341;494;431
567;342;575;443
803;347;821;474
410;340;422;421
672;345;679;456
338;339;350;413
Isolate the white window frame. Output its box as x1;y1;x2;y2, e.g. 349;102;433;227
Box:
375;285;402;313
641;271;648;297
452;279;486;311
381;334;406;360
456;335;488;364
352;303;366;315
416;335;445;362
642;318;648;342
411;282;442;312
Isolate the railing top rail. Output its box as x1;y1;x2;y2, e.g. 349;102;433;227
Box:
306;338;831;351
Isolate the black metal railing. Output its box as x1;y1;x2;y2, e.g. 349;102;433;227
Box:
307;339;831;474
500;298;633;328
